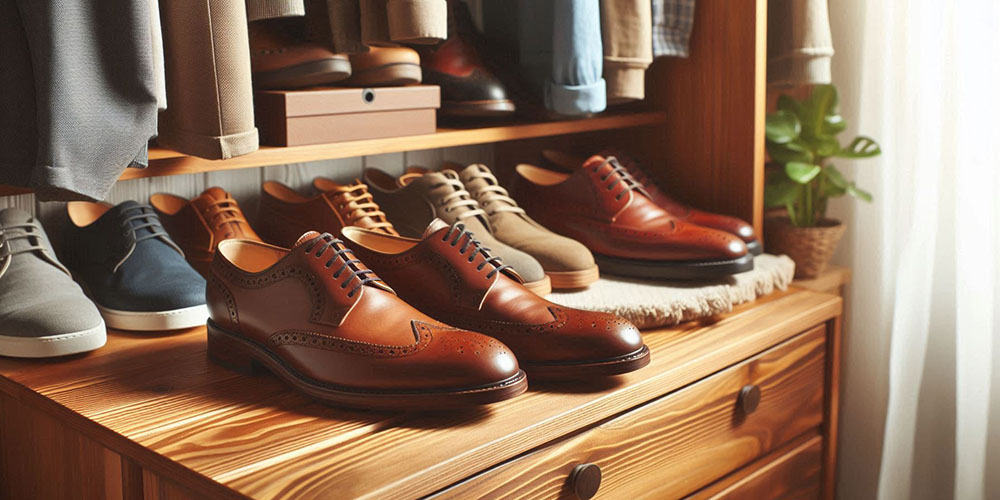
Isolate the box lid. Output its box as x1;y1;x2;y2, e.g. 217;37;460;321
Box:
255;85;440;117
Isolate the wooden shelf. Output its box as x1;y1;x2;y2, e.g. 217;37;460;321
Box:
131;111;666;181
0;111;665;196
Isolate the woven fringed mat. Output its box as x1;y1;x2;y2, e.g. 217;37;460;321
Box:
547;254;796;329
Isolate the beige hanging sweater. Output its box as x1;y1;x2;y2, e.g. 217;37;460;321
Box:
601;0;653;103
767;0;835;87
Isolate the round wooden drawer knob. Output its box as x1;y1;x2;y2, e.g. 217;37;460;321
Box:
739;384;762;415
570;463;602;499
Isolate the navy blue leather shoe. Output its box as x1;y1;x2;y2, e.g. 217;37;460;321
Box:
64;201;207;331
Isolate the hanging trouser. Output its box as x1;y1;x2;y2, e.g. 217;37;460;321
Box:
157;0;259;160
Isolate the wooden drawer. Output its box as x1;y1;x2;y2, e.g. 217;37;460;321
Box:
688;433;823;500
433;325;827;500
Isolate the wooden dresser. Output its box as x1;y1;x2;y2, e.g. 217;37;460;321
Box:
0;282;842;500
0;1;844;498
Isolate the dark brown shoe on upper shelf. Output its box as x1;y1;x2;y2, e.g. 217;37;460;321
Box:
151;187;262;277
341;220;650;379
512;155;753;281
419;0;515;117
207;232;527;410
256;180;398;249
543;149;763;255
249;19;351;89
339;46;422;87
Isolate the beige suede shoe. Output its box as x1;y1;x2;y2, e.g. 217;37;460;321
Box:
344;168;551;296
432;163;600;290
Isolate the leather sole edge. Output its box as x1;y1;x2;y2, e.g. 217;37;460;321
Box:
206;320;529;410
522;345;651;380
546;266;600;289
522;275;552;296
253;59;352;89
593;253;755;281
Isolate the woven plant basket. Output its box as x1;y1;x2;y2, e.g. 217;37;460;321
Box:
764;217;846;279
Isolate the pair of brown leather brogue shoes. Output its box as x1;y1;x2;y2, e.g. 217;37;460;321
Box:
207;217;649;411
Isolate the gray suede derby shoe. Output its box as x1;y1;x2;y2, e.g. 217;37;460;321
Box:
0;209;106;358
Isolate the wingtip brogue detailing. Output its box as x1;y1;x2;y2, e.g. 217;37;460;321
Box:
268;325;433;358
208;273;239;329
216;263;326;321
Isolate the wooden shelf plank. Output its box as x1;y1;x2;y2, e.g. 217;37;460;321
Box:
132;111;666;180
0;111;665;196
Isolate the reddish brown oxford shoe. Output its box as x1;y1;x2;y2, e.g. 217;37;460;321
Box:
150;187;262;277
206;232;527;410
543;150;762;255
511;155;753;281
341;220;650;379
256;180;398;248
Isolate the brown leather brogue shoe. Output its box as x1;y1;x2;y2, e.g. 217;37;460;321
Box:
543;149;763;255
512;155;753;280
256;180;398;249
339;46;422;87
341;220;650;379
249;19;351;89
207;232;527;410
151;187;262;276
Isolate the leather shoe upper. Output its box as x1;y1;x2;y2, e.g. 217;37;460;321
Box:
512;156;749;262
208;232;520;391
151;187;262;276
341;220;644;365
256;180;398;249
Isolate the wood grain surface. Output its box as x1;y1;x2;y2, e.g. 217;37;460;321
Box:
644;0;768;235
431;326;826;500
688;433;823;500
0;289;839;499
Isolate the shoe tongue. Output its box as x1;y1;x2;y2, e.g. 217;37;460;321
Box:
582;155;608;170
294;231;323;247
201;187;230;201
421;219;450;239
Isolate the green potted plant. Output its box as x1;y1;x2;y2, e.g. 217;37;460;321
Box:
764;84;881;278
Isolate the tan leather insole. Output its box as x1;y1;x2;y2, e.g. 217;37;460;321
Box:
66;201;113;227
262;181;309;203
312;177;345;192
217;240;287;273
148;193;187;215
515;164;571;186
341;227;417;254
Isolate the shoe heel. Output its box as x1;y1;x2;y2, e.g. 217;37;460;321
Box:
207;322;265;376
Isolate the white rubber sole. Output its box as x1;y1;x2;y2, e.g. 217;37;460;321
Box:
0;321;107;358
98;304;208;331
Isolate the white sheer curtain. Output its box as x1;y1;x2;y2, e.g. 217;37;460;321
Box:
826;0;1000;499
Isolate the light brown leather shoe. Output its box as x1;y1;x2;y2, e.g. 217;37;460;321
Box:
341;220;650;379
543;150;763;255
354;168;551;295
249;19;351;89
150;187;262;277
256;180;397;249
339;46;422;87
512;155;752;280
207;232;527;410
